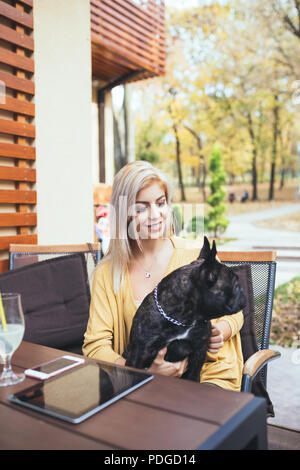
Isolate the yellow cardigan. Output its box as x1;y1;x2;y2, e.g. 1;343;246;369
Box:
82;236;244;391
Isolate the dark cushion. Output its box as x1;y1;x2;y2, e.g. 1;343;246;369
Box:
232;264;274;417
0;253;90;355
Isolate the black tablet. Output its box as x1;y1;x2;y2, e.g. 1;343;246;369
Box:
9;361;153;424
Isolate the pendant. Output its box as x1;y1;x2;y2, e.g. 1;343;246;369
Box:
145;272;151;278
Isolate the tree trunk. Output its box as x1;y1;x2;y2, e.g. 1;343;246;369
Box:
201;162;207;202
113;112;126;173
279;123;286;190
196;161;207;202
279;167;285;189
247;112;258;201
173;124;186;201
252;151;258;201
196;161;201;187
202;164;207;202
184;125;206;201
269;95;279;201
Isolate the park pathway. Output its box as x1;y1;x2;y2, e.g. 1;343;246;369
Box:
222;203;300;432
222;203;300;286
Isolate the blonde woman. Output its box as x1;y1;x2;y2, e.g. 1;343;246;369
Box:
83;161;244;389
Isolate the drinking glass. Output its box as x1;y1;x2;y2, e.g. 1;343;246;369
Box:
0;293;25;386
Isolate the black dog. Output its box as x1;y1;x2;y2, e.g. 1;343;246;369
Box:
125;237;247;382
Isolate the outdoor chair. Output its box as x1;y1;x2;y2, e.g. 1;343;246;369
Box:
218;250;281;416
9;243;101;280
0;253;91;355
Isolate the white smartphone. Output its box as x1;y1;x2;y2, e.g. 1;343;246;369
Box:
24;355;85;380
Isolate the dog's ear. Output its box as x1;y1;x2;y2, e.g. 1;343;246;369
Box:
210;240;217;260
199;251;219;286
202;239;217;264
198;236;210;259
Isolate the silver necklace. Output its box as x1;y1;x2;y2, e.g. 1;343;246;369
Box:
136;257;155;278
135;241;168;279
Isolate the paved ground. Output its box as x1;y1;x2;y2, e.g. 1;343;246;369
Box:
223;203;300;286
267;345;300;431
223;203;300;431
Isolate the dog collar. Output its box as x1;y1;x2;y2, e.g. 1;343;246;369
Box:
153;286;210;329
153;286;187;327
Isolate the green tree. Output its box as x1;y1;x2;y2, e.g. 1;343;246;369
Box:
133;2;300;199
206;145;229;238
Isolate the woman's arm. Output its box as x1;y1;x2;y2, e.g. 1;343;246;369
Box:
82;266;121;363
208;310;244;354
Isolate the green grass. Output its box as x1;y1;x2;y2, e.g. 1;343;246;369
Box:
271;277;300;348
274;277;300;304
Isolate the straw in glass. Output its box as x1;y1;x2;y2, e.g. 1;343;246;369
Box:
0;293;7;330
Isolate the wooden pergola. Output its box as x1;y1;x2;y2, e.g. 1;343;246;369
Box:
0;0;166;272
91;0;165;84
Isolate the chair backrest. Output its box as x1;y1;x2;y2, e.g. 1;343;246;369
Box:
9;243;101;280
218;250;277;385
0;253;91;355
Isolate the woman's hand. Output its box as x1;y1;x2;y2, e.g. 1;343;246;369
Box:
147;347;188;377
208;320;232;354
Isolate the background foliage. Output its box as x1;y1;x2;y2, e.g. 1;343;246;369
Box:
133;0;300;203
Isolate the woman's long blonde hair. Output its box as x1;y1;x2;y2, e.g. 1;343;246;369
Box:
100;161;174;293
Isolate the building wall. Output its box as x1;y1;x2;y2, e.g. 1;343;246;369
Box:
33;0;94;244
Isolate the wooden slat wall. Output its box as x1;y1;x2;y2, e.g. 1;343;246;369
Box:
91;0;166;82
0;0;36;273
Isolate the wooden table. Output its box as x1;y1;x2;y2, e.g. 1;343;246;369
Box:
0;342;267;451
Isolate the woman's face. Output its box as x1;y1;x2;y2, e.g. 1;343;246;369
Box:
129;181;170;240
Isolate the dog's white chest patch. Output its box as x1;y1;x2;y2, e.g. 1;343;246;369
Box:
166;322;195;345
